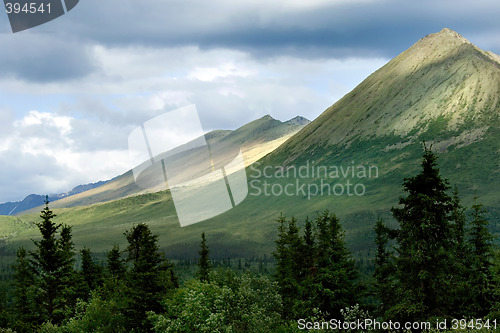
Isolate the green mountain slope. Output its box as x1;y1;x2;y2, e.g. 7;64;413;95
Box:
266;28;500;209
6;28;500;258
279;28;500;155
18;115;309;215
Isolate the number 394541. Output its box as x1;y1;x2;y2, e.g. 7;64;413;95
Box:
5;2;51;14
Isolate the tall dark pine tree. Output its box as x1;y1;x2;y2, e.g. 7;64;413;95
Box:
12;247;36;331
373;218;394;315
312;211;358;318
298;217;316;316
106;244;125;279
29;197;76;325
390;147;455;320
99;244;127;303
196;232;211;282
467;201;496;317
449;187;470;315
124;223;178;331
286;216;306;317
273;214;302;319
79;247;103;300
59;224;77;315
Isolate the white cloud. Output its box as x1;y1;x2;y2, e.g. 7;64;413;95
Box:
0;110;132;202
188;63;257;82
15;110;72;136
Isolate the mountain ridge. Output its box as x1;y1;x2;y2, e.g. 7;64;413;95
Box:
10;114;309;215
0;181;108;216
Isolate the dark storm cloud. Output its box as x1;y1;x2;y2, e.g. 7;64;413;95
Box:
0;33;97;82
2;0;499;83
48;0;500;58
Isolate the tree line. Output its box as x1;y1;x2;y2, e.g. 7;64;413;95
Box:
0;146;498;332
8;201;178;332
1;202;284;332
272;146;500;328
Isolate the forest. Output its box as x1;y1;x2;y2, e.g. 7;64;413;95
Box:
0;146;499;332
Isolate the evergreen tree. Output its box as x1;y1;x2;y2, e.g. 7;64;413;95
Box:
298;217;316;317
467;200;496;316
12;247;36;331
373;218;394;315
124;223;178;331
285;216;309;317
302;218;315;267
196;232;211;282
80;247;103;300
29;197;76;325
106;244;125;278
59;224;78;316
449;187;470;315
390;147;456;320
312;210;358;318
273;214;301;319
490;251;500;318
451;188;467;257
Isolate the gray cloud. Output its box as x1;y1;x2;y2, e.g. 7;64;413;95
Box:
0;33;98;82
42;0;500;58
2;0;499;84
0;149;68;202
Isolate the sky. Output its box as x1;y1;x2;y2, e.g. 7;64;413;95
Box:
1;0;500;203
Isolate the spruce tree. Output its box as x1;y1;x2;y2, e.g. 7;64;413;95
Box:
12;247;36;330
29;197;76;325
273;214;301;319
390;147;455;320
196;232;211;282
80;247;103;300
124;223;178;331
298;217;316;317
467;201;496;316
286;216;307;317
59;224;77;316
373;218;394;315
312;210;358;318
106;244;125;278
449;187;470;315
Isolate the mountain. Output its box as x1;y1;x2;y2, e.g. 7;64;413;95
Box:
4;29;500;258
0;181;108;216
12;114;309;215
246;28;500;253
277;28;500;156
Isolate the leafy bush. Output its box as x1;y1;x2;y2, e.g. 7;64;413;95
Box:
149;269;282;332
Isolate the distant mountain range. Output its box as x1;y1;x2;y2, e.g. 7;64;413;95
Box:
0;115;309;216
3;28;500;258
0;181;108;216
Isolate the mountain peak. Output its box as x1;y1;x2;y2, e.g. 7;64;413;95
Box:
259;114;275;121
403;28;474;64
285;116;310;126
434;28;470;43
420;28;474;53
